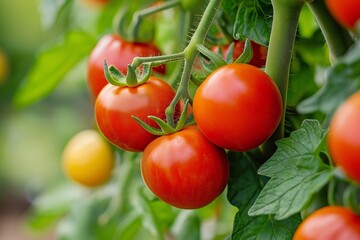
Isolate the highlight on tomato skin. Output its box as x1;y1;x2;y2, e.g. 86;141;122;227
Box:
325;0;360;29
62;130;116;188
141;126;229;209
95;76;180;152
293;206;360;240
328;91;360;184
193;63;282;152
87;34;165;98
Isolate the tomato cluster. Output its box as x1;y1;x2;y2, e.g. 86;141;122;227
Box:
68;20;283;208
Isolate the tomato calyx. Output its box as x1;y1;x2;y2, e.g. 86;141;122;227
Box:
191;39;253;86
104;60;152;87
133;100;193;136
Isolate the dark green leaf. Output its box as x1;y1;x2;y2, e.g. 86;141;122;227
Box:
249;120;334;220
227;152;301;240
297;41;360;120
221;0;273;46
14;31;97;107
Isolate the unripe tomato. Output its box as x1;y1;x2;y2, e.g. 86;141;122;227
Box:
293;206;360;240
87;34;165;98
328;91;360;183
193;63;282;152
95;76;179;152
212;40;267;68
141;126;229;209
326;0;360;29
62;130;115;187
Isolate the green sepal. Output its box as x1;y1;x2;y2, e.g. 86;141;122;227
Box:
104;60;127;87
197;44;227;68
137;63;153;85
148;116;176;134
126;65;138;87
234;38;253;64
131;116;164;136
174;99;190;132
225;42;235;63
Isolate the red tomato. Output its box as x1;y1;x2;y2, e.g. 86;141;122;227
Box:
141;126;229;209
193;63;282;152
87;34;165;98
293;206;360;240
95;76;179;152
326;0;360;29
212;40;267;68
328;91;360;183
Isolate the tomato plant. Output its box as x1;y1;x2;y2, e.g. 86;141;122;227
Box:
0;49;8;85
141;126;229;209
193;63;282;151
212;40;267;68
62;130;115;187
326;0;360;29
95;76;179;152
87;34;165;98
328;91;360;183
293;206;360;240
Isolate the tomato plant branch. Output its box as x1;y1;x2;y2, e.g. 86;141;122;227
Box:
307;0;354;62
261;0;304;157
132;52;185;68
165;0;223;126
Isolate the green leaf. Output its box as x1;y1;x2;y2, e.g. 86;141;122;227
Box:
14;31;97;107
171;211;200;240
222;0;273;46
248;120;334;220
40;0;71;29
227;152;301;240
297;41;360;120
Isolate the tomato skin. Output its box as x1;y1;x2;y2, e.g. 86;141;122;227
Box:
193;63;282;152
87;34;165;98
95;77;178;152
212;40;267;68
141;126;229;209
328;91;360;183
62;130;115;187
293;206;360;240
326;0;360;29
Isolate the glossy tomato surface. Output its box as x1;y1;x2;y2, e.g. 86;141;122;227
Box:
326;0;360;29
141;126;229;209
212;40;267;68
193;63;282;152
95;76;178;152
328;91;360;183
87;34;165;98
293;206;360;240
62;130;115;187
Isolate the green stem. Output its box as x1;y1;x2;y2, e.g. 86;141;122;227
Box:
307;0;354;62
261;0;304;157
165;0;223;126
98;152;138;224
132;52;185;68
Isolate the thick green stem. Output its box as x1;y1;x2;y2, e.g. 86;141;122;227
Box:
307;0;354;62
132;52;185;68
165;0;223;126
261;0;304;157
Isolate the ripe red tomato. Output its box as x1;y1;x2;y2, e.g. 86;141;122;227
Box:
141;126;229;209
193;63;282;152
62;130;115;187
95;76;179;152
326;0;360;29
87;34;165;98
293;206;360;240
212;40;267;68
328;91;360;183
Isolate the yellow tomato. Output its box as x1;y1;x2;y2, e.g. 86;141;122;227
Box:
62;130;115;187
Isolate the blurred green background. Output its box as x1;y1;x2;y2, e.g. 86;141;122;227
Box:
0;0;96;239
